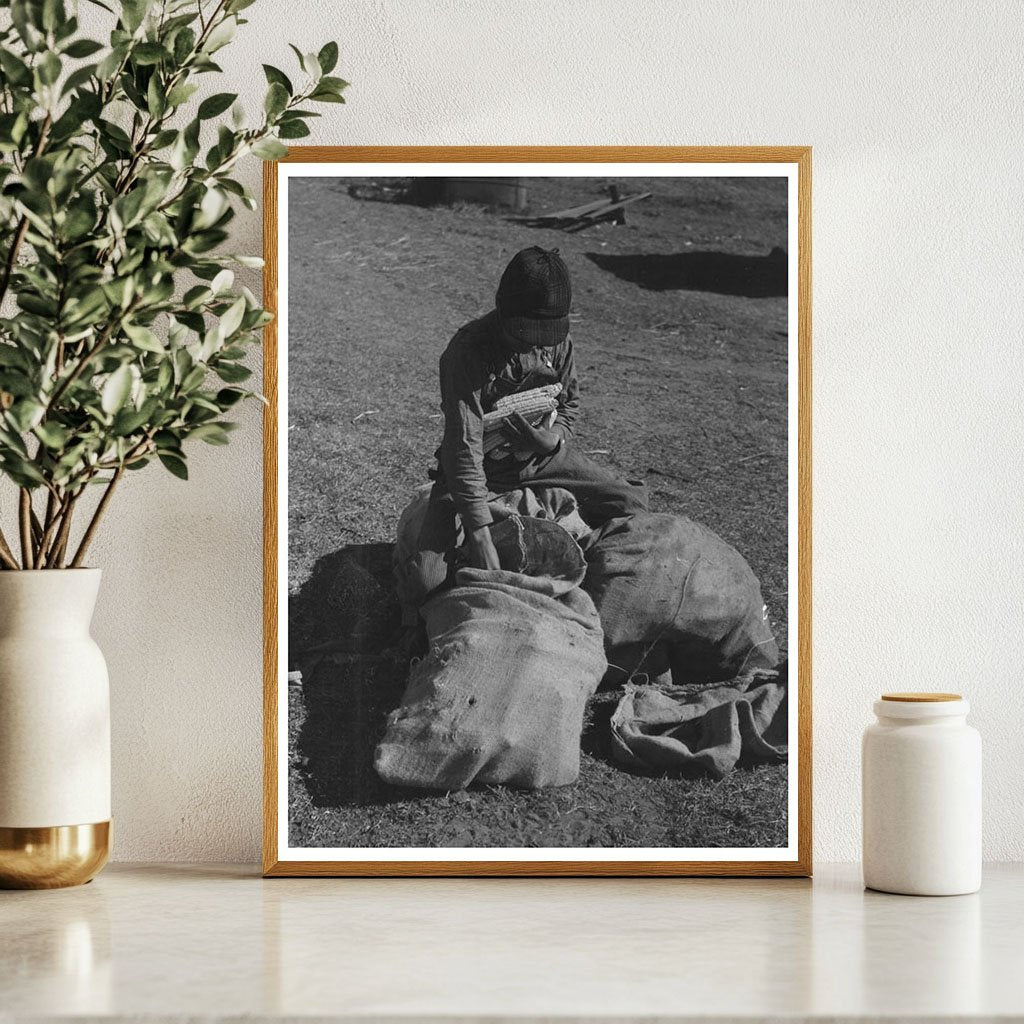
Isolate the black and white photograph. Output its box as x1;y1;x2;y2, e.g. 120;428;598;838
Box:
268;153;810;874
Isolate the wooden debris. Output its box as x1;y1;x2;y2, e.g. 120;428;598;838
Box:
513;186;653;232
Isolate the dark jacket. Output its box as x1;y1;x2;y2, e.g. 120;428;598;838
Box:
434;310;580;530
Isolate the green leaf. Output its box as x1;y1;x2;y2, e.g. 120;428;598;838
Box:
158;452;188;479
264;81;288;117
63;38;104;58
317;41;339;75
0;347;30;371
9;399;45;432
154;429;182;453
198;91;237;119
18;293;58;317
113;187;148;228
0;420;30;455
61;202;96;240
203;16;236;53
55;10;78;39
210;268;234;294
63;288;108;327
319;76;349;93
216;388;247;408
41;0;67;33
147;74;166;118
277;120;310;140
132;42;168;66
123;321;164;353
10;1;44;51
173;26;196;65
34;421;70;449
182;284;212;309
0;49;33;86
251;137;287;160
166;82;199;107
262;64;292;95
120;0;152;33
217;296;246;339
309;88;345;104
96;42;127;81
214;361;251;383
196;186;227;228
101;364;133;414
181;364;206;391
168;118;200;170
102;277;134;308
228;254;263;268
176;311;206;333
98;118;132;149
300;51;321;80
61;62;98;96
149;128;177;149
1;456;46;487
189;422;231;445
38;51;62;86
112;405;151;435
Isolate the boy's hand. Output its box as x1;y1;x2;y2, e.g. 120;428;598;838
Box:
501;410;560;455
467;524;501;570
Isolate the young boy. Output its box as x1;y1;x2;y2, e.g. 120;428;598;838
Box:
408;246;648;606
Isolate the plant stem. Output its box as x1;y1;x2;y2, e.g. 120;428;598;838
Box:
29;506;43;546
42;489;56;533
0;527;19;570
35;487;65;566
70;466;124;568
0;216;30;310
18;489;34;569
45;492;78;569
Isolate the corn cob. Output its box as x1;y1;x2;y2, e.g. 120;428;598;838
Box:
482;383;562;454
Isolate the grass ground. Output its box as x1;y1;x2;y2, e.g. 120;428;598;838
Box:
286;175;790;849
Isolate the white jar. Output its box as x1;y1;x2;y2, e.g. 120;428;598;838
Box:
862;693;981;895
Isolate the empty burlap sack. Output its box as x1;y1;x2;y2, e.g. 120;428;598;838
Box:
375;519;606;790
610;666;788;779
581;513;778;684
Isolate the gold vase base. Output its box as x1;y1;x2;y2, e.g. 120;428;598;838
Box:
0;821;110;889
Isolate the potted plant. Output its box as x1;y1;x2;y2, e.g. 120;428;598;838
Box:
0;0;344;887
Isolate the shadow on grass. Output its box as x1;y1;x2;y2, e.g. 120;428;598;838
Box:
586;247;787;297
289;542;417;809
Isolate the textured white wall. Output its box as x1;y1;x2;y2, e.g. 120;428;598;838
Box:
63;0;1023;862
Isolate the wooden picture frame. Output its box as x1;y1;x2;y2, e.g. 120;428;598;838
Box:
263;147;812;877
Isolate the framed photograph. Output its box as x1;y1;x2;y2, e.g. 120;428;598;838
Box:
263;147;811;877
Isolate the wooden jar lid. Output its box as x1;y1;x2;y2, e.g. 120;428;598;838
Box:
881;692;962;702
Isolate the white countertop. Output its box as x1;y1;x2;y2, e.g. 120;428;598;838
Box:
2;862;1022;1021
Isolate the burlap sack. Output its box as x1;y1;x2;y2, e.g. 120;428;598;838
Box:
581;513;779;683
611;666;788;779
376;520;606;790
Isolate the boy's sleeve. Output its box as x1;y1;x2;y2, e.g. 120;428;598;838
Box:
439;346;493;532
554;336;581;440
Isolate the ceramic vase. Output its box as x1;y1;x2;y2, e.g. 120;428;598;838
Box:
0;569;110;888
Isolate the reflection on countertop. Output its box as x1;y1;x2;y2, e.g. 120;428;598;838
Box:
1;863;1021;1020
